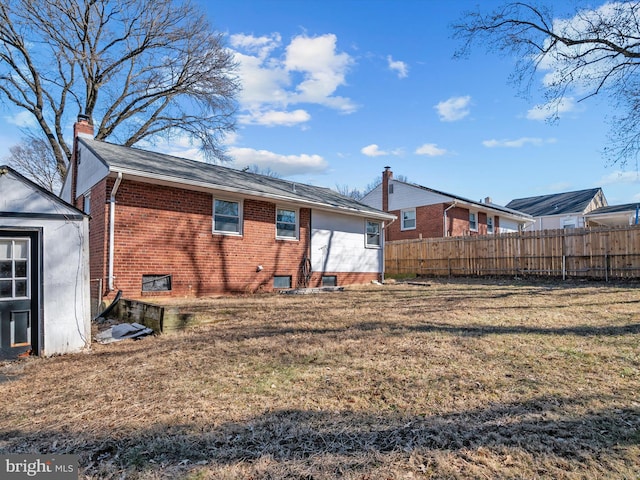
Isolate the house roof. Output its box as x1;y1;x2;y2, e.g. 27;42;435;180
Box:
505;188;603;216
586;203;640;215
79;138;394;220
390;179;534;221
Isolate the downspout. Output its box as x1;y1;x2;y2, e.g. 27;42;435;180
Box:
381;217;396;283
108;172;123;291
443;202;457;237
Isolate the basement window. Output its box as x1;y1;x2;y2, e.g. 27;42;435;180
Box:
322;275;337;287
273;275;292;289
142;274;172;292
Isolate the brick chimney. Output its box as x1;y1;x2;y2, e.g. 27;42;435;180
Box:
382;166;393;211
70;114;94;205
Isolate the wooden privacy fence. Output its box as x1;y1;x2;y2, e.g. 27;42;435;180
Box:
385;225;640;280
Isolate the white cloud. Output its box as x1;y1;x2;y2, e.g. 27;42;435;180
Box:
229;147;328;176
4;111;37;128
415;143;447;156
482;137;556;148
526;97;579;121
387;55;408;78
238;109;311;127
229;32;357;126
360;144;403;157
434;96;471;122
598;170;640;186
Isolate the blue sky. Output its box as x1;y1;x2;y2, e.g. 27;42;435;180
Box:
1;0;640;206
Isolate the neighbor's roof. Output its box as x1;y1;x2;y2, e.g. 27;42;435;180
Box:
391;179;534;221
79;138;394;220
506;188;603;216
586;203;640;215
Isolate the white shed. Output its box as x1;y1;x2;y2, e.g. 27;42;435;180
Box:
0;166;91;359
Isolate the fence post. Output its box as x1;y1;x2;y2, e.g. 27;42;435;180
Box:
605;253;609;282
562;255;566;281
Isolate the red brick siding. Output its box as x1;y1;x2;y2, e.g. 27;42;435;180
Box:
86;179;375;301
386;204;445;241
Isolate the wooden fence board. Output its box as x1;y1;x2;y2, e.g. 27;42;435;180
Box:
385;225;640;280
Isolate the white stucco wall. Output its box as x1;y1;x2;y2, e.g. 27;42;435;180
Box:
311;210;382;273
1;171;91;356
526;214;585;231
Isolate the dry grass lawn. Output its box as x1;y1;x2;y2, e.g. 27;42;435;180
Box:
1;277;639;479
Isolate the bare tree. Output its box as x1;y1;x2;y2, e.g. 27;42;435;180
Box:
453;2;640;167
335;184;363;200
0;0;240;178
5;136;62;192
241;165;281;178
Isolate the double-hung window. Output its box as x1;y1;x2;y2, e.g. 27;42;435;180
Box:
401;208;416;230
487;216;494;234
469;212;478;232
276;207;298;239
366;220;381;247
213;198;242;235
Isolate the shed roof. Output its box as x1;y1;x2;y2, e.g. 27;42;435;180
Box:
79;138;394;220
506;188;603;216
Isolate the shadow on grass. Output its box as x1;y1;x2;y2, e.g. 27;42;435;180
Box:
1;395;638;476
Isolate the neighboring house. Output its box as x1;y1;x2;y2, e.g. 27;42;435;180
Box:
359;167;533;240
585;203;640;227
506;188;608;230
60;116;395;306
0;165;91;359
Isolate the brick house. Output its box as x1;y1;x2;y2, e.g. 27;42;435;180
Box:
359;167;533;240
61;117;394;308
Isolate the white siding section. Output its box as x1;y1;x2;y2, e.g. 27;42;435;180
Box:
525;214;585;231
360;184;382;209
311;210;382;273
388;182;451;211
1;172;79;216
76;143;109;196
498;218;520;233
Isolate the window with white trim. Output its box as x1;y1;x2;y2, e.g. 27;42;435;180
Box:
401;208;416;230
276;207;298;239
487;216;494;234
213;198;242;235
366;220;381;247
469;212;478;231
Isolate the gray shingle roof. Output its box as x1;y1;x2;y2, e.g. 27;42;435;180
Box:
506;188;603;216
80;138;393;219
587;203;640;215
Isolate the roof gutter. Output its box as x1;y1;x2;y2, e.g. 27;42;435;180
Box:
108;172;123;291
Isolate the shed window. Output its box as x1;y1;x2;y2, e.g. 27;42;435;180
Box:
366;220;381;247
276;208;298;239
273;275;292;289
0;239;29;299
401;209;416;230
142;275;172;292
214;199;242;235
